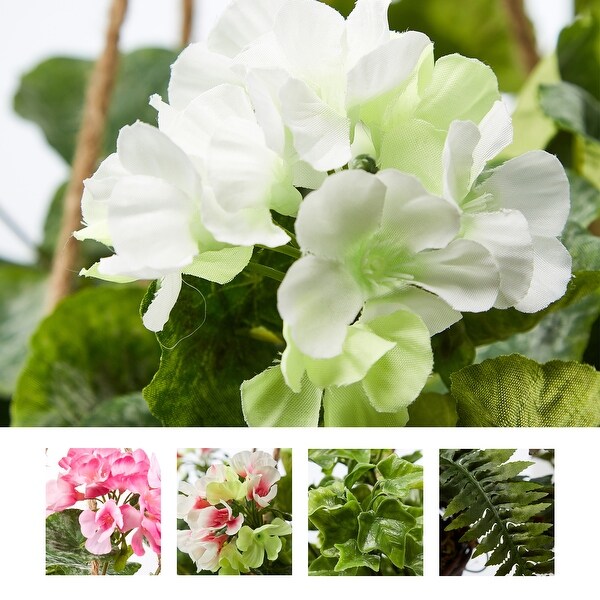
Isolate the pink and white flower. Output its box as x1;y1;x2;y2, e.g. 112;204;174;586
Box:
177;529;228;572
79;499;123;555
186;501;244;535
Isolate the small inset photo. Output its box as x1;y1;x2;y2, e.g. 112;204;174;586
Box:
45;448;161;575
177;448;292;575
439;449;554;576
308;449;423;576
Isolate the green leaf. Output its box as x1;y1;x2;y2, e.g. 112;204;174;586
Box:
334;539;380;572
143;274;283;426
375;454;423;499
557;14;600;101
452;354;600;426
308;480;347;515
0;263;47;396
344;463;376;489
80;393;160;426
12;286;160;426
277;448;293;514
309;554;354;576
566;169;600;228
46;510;141;575
539;82;600;142
406;392;457;426
431;321;475;388
309;449;372;474
14;48;178;163
309;499;362;555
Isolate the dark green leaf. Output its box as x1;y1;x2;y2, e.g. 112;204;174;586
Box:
431;321;475;388
276;448;293;514
12;286;160;426
539;82;600;142
143;273;283;426
407;392;457;426
452;354;600;426
0;263;47;395
80;392;160;427
14;49;177;164
566;169;600;228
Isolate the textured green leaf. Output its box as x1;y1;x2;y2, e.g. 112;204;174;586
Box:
12;286;160;426
334;539;380;572
309;554;355;576
309;499;362;555
344;463;376;489
80;392;160;427
14;49;178;163
308;449;371;474
539;82;600;142
431;321;475;388
46;510;141;575
406;392;457;426
375;454;423;498
143;274;283;426
0;263;46;396
452;354;600;426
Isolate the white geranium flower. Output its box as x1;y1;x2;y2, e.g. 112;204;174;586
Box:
75;121;252;331
277;169;499;359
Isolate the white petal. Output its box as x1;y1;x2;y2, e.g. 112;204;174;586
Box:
142;273;182;332
345;0;392;67
462;210;534;309
277;256;363;359
168;42;242;110
346;33;431;109
362;287;462;336
471;100;513;179
442;120;480;205
409;239;500;312
207;0;286;57
351;121;376;158
95;254;167;281
377;169;460;252
117;122;198;198
280;77;351;171
79;261;136;284
515;236;572;313
108;175;198;274
477;150;570;237
181;247;253;285
296;170;385;261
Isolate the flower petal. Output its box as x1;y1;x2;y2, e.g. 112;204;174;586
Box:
142;273;182;332
345;0;392;67
408;239;500;312
296;170;385;261
415;54;500;130
442;120;480;205
365;310;432;409
241;366;322;426
323;383;409;426
476;150;570;237
278;256;364;358
181;247;253;284
280;77;351;171
461;210;534;309
515;236;572;313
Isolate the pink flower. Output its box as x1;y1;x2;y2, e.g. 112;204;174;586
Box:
105;449;150;494
246;466;281;508
60;449;115;498
79;499;123;555
177;528;228;572
187;501;244;535
46;478;84;514
230;450;277;478
121;504;161;556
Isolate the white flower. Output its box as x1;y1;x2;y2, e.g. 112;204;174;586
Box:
75;121;252;331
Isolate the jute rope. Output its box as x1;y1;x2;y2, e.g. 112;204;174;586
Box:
502;0;540;74
45;0;128;311
181;0;194;47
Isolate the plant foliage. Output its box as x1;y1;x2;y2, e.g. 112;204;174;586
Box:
439;449;554;576
308;449;423;576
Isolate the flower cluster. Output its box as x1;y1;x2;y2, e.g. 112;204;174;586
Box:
77;0;571;426
177;450;291;575
46;448;161;559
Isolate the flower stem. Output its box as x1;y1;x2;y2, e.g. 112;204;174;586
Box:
259;244;301;259
245;262;285;282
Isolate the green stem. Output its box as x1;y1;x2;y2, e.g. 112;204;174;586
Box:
258;244;301;260
102;561;109;576
246;261;285;282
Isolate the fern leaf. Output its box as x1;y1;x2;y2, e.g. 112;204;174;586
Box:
440;449;554;576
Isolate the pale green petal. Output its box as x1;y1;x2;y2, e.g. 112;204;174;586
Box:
304;324;396;388
277;256;363;358
415;54;500;130
515;236;572;313
296;170;385;261
264;517;292;536
205;479;245;505
181;247;253;284
362;310;433;412
377;169;460;252
461;210;534;309
241;365;322;426
323;383;409;426
142;273;182;332
476;150;570;237
379;119;446;195
207;0;286;57
79;261;137;284
280;77;351;171
442;120;480;205
408;239;500;312
347;33;431;110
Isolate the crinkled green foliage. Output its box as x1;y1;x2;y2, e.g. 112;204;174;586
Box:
46;509;141;576
440;449;554;576
308;449;423;575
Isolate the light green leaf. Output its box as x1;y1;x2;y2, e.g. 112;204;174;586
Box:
375;454;423;498
309;499;362;555
334;539;380;572
12;286;160;426
452;354;600;426
344;463;376;489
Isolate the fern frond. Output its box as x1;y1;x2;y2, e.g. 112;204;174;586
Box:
440;449;554;576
